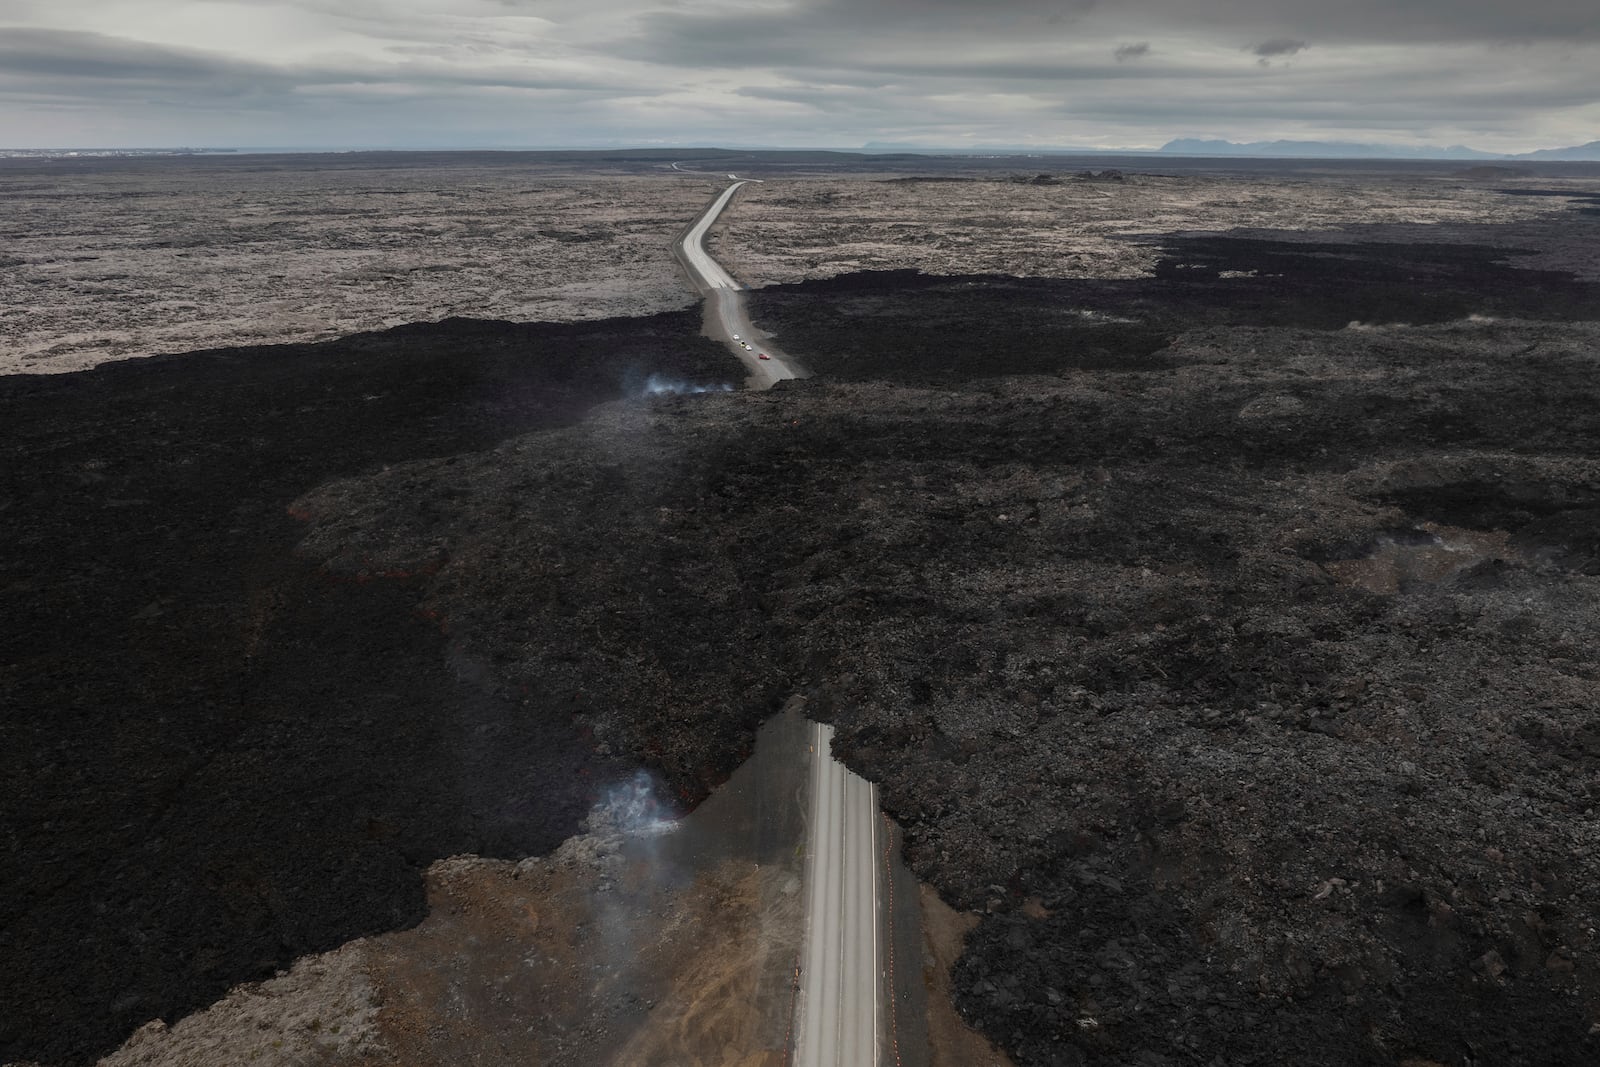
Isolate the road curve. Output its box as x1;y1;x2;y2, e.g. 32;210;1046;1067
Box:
795;721;883;1067
672;180;802;389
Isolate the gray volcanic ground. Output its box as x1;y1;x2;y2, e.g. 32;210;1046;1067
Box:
2;151;1585;374
0;156;708;373
4;152;1600;1067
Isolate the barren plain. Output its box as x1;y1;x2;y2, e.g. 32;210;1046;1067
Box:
5;151;1600;1067
0;157;708;373
2;152;1586;374
717;170;1580;285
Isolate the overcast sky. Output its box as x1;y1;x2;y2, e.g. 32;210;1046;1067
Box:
1;0;1596;150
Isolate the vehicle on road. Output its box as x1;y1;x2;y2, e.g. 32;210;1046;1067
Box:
758;353;771;360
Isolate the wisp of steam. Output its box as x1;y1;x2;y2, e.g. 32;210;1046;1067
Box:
642;373;734;397
596;769;681;837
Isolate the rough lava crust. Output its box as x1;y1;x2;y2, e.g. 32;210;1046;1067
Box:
290;227;1600;1066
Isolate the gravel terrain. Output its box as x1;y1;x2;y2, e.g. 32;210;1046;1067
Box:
6;155;1600;1066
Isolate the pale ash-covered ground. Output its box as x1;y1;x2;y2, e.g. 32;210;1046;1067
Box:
713;175;1578;285
2;161;1580;375
0;167;710;374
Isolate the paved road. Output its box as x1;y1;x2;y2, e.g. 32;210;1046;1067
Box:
795;721;883;1067
672;183;893;1064
672;180;802;389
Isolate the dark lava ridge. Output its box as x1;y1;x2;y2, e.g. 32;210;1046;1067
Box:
747;234;1600;384
290;314;1600;1063
0;312;742;1066
9;224;1600;1067
1496;188;1600;216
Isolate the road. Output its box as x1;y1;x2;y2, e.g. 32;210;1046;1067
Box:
671;179;802;389
671;183;899;1064
795;721;884;1067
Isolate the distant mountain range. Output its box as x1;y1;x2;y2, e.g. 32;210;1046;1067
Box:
1504;141;1600;161
857;137;1600;161
1158;138;1600;161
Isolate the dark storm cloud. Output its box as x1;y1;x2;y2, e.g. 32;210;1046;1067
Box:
0;28;288;89
1251;38;1307;58
621;0;1600;65
1168;0;1600;43
3;0;1598;148
620;0;1100;70
613;0;1593;88
1087;0;1600;42
0;26;632;103
865;56;1214;81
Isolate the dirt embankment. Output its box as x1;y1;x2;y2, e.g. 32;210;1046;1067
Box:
93;841;789;1067
88;706;827;1067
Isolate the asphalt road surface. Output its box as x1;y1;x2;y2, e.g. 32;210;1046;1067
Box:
672;179;803;389
674;183;887;1064
795;721;884;1067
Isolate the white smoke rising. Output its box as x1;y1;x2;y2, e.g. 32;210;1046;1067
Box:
593;769;681;837
642;374;734;396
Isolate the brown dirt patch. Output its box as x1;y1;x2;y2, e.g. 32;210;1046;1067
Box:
921;886;1014;1067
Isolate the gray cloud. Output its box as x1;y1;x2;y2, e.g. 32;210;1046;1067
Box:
1;1;1598;150
621;0;1104;69
0;26;633;99
1251;38;1308;58
620;0;1600;60
1120;0;1600;44
0;28;287;90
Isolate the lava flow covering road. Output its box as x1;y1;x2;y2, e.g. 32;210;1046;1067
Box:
288;217;1600;1066
7;200;1600;1067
